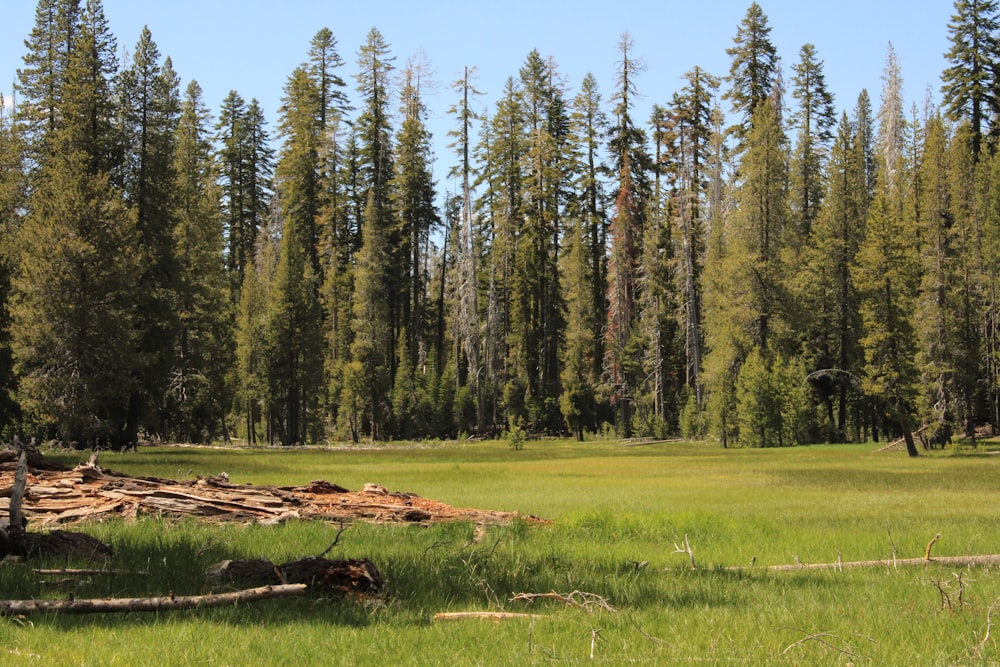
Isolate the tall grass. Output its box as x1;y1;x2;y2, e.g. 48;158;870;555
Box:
5;440;1000;664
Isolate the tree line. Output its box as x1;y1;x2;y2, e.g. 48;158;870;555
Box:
1;0;998;453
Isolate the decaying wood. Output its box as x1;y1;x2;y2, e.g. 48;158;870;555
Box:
510;590;617;613
0;583;306;616
432;611;546;622
729;554;1000;572
0;450;534;528
207;556;383;595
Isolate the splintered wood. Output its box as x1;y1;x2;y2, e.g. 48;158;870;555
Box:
0;451;527;528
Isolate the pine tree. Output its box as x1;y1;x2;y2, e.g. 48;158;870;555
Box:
15;0;81;164
725;2;780;144
448;66;485;431
947;122;983;445
216;91;274;293
343;29;396;440
511;50;568;432
914;113;957;444
790;43;836;237
853;190;921;456
941;0;1000;157
307;27;350;133
392;55;439;381
12;0;141;447
117;28;182;437
668;67;719;406
266;64;326;444
559;72;608;439
604;34;651;438
168;81;232;442
478;78;525;428
799;112;866;441
0;96;25;432
703;92;792;446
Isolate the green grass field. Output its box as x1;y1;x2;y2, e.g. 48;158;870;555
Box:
3;439;1000;665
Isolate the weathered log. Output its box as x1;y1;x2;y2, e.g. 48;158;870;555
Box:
0;584;306;615
207;556;383;595
728;554;1000;572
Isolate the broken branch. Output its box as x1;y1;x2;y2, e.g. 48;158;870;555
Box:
0;584;306;615
433;611;545;622
510;590;617;613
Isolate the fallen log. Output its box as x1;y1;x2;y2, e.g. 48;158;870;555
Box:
207;556;383;596
0;584;306;615
729;554;1000;572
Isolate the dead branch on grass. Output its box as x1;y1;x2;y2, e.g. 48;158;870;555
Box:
316;520;349;558
674;533;696;569
433;611;545;622
0;584;306;615
510;590;617;613
922;571;969;611
972;598;1000;659
780;627;865;660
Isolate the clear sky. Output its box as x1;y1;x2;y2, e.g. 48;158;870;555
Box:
2;0;955;195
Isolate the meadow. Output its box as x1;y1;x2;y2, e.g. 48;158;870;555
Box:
2;439;1000;665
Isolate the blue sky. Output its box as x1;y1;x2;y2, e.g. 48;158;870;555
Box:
2;1;955;194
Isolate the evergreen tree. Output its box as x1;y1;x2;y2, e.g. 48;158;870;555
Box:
512;50;568;432
0;96;25;432
478;78;525;428
117;28;182;437
448;66;485;431
15;0;81;165
559;72;609;438
914;113;958;444
799;112;866;441
12;0;141;447
390;55;440;436
216;91;274;293
604;34;652;438
668;67;720;406
941;0;1000;157
853;191;921;456
725;2;780;144
703;92;792;446
266;64;326;444
943;122;982;444
342;29;396;440
790;43;836;237
168;81;232;442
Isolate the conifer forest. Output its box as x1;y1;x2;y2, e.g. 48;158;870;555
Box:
2;0;999;453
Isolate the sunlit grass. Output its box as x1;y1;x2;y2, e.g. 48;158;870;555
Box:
9;440;1000;664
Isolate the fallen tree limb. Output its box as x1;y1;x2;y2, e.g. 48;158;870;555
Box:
728;554;1000;572
0;583;306;615
433;611;546;622
510;590;617;613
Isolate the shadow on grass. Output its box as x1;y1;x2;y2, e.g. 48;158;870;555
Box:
0;516;860;633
